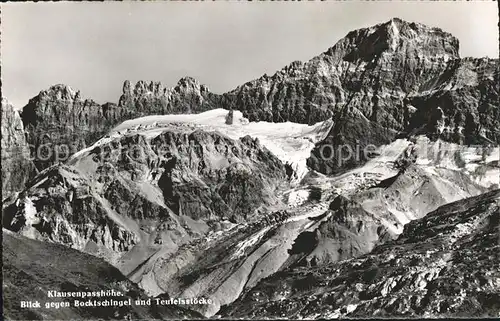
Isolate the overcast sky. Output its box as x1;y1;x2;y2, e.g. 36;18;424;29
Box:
2;1;498;109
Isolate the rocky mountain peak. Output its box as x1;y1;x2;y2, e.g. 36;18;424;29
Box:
121;77;208;98
122;80;167;96
20;85;118;171
174;76;211;95
322;17;460;63
38;84;83;102
177;76;200;87
219;17;496;174
118;77;218;117
17;77;221;173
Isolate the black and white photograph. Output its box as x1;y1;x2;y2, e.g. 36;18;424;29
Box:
1;1;499;320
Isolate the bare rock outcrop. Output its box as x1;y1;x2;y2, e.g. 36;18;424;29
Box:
2;165;140;263
289;195;394;268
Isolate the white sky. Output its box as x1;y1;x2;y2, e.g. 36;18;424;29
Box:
1;1;498;109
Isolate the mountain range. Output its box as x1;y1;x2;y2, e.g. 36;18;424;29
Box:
2;18;499;319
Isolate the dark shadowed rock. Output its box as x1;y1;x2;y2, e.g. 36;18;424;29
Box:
307;107;397;175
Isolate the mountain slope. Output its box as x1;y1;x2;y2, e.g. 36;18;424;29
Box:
220;189;500;319
2;229;202;320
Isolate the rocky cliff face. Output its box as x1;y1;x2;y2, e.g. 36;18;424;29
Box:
2;165;140;264
5;17;499;319
306;107;397;174
1;99;36;200
69;125;286;223
3;124;286;271
220;189;500;318
405;57;499;145
20;85;125;171
289;195;395;268
223;18;459;125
